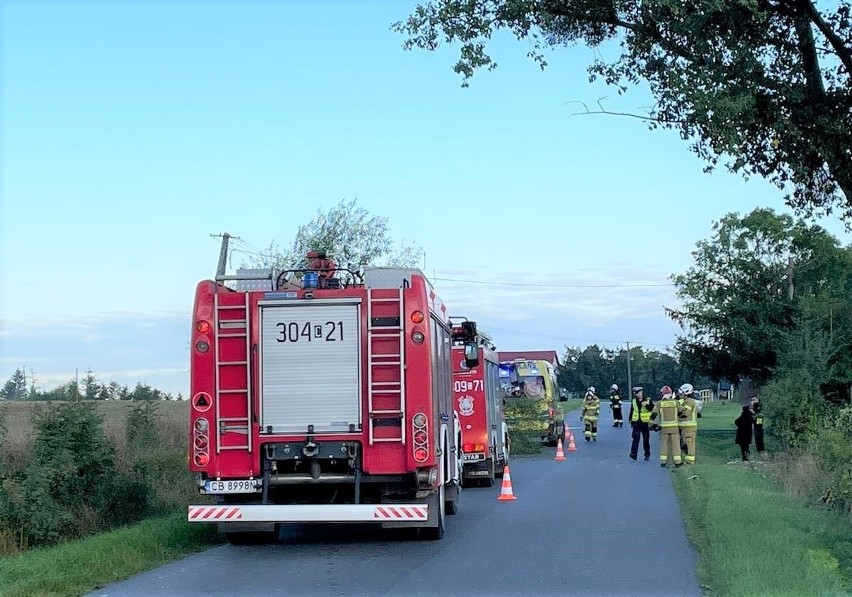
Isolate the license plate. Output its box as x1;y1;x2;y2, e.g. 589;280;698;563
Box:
204;479;261;494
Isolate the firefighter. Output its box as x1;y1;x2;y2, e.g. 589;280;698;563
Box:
581;387;601;442
628;386;654;461
651;385;683;468
609;383;624;427
677;383;699;464
751;396;765;454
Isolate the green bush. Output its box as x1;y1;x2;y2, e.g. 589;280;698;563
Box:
808;406;852;517
764;373;827;450
504;397;548;455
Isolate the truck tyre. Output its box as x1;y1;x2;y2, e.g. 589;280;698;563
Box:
481;454;495;488
421;482;445;540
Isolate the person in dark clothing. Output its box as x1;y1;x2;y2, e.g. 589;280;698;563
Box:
628;387;655;461
750;396;765;454
734;405;754;461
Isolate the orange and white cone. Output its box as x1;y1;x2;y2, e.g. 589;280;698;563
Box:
567;434;577;452
497;465;518;501
554;438;566;461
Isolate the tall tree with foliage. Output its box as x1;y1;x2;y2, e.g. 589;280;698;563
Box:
668;207;848;385
394;1;852;218
0;368;29;401
248;198;423;272
558;344;710;394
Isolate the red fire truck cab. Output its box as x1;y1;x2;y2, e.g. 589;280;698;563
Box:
187;251;477;541
451;320;510;487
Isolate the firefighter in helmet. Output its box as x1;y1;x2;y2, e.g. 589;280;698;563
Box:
581;386;601;442
609;383;624;428
651;385;683;467
677;383;699;464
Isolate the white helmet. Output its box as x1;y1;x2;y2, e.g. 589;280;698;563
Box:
678;383;694;396
587;386;596;394
610;384;618;391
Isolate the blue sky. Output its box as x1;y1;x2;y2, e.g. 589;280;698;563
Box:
2;0;850;396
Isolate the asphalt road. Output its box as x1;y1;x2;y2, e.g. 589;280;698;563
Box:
90;414;700;597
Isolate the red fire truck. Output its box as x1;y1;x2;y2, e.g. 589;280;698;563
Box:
451;320;510;487
187;246;476;541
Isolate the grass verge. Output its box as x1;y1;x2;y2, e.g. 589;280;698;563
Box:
0;513;221;597
672;403;852;596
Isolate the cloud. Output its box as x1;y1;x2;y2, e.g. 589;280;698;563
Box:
0;356;49;366
1;311;188;338
432;264;680;326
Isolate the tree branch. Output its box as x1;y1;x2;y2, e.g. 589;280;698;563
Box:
798;0;852;76
563;98;683;124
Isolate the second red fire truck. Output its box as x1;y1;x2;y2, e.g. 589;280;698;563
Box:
451;320;510;487
187;246;476;541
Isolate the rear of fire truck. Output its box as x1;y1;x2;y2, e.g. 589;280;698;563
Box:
187;249;477;542
451;321;510;487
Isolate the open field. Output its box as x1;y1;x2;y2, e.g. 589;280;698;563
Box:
1;400;189;471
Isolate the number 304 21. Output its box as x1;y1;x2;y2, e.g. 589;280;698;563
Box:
276;321;343;343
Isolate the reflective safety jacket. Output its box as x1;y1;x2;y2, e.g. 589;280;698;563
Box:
610;394;622;410
678;397;698;428
582;397;600;421
630;398;654;423
753;402;765;425
652;394;681;429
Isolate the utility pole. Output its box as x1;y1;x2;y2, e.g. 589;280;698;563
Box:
211;233;241;278
626;341;632;395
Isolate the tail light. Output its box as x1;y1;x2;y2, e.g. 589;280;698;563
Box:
195;320;211;334
193;417;209;468
462;443;486;453
412;412;429;463
410;310;425;323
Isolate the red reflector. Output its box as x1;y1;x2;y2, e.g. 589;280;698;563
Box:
410;310;425;324
196;320;211;334
194;452;209;466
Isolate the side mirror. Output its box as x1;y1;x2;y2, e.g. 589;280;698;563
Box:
463;342;480;368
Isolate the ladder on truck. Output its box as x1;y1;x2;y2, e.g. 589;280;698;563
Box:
214;291;252;453
366;288;406;446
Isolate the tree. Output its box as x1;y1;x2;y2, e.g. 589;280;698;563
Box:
82;370;98;401
668;207;846;384
393;1;852;219
558;344;708;395
246;198;423;272
1;368;29;400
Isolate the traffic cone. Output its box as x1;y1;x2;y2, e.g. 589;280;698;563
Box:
497;465;518;501
567;434;577;452
554;438;566;461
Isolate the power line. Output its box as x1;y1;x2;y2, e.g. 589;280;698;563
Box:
433;277;674;289
480;325;673;349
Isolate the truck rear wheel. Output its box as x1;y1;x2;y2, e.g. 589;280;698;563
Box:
480;455;495;488
421;483;445;540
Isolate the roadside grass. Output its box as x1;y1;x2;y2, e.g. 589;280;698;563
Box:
673;402;852;596
0;513;221;597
